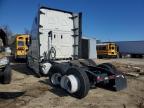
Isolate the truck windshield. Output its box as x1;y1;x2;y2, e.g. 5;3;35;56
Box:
18;41;24;46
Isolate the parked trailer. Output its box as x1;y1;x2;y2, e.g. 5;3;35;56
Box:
115;41;144;58
27;6;127;98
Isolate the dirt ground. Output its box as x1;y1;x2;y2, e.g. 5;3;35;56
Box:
0;58;144;108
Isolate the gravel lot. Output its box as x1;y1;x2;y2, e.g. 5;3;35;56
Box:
0;58;144;108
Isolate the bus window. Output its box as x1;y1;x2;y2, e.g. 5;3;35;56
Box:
111;46;114;50
101;46;106;50
97;46;107;50
18;41;24;46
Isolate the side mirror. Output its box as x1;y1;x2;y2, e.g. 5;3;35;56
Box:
26;37;31;47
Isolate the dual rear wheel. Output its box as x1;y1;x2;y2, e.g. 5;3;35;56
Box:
49;65;90;99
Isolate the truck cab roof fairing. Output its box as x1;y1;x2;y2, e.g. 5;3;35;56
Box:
39;6;73;15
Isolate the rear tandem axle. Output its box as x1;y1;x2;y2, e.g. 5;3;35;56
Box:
48;60;127;99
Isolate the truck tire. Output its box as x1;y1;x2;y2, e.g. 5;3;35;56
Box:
49;64;65;87
64;67;90;99
97;63;118;75
101;63;116;71
102;63;123;75
2;64;11;84
87;59;97;66
79;59;96;67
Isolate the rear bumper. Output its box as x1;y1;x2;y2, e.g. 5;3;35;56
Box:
96;74;127;91
15;55;26;59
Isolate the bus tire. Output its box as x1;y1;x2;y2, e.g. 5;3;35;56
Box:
65;67;90;99
2;64;11;84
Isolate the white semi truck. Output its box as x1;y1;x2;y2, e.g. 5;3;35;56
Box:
27;6;127;99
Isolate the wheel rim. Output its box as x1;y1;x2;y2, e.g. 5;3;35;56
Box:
60;75;79;93
51;73;61;85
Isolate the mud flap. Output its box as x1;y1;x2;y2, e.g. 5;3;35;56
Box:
114;76;127;91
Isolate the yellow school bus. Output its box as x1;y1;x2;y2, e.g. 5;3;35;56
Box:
14;34;29;59
96;43;118;58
